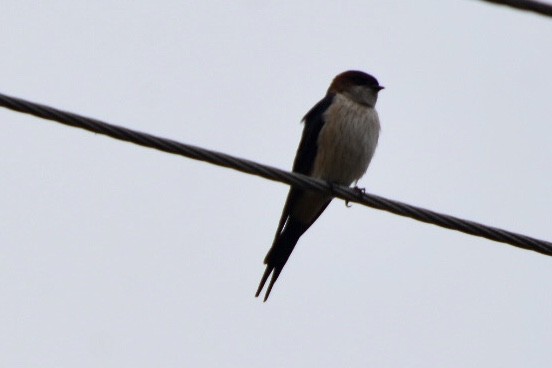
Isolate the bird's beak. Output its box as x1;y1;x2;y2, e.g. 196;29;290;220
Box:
376;86;385;91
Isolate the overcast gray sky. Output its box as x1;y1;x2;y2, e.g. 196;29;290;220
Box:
1;1;552;367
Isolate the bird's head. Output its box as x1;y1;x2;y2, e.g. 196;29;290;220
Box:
328;70;384;107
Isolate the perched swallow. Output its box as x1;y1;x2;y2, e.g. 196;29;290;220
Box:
255;70;384;301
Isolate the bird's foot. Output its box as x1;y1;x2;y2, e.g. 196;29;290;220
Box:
353;186;366;195
345;186;366;208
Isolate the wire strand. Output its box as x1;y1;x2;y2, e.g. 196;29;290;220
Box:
1;92;551;257
477;0;552;17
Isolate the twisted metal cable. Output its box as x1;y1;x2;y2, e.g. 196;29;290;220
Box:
1;92;551;257
477;0;552;17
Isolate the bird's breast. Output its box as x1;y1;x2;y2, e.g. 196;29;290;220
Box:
311;94;380;185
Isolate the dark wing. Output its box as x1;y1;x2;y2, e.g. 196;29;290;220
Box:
255;94;335;301
294;93;336;173
272;93;335;237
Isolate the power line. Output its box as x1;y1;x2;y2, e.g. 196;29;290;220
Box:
1;92;551;257
477;0;552;17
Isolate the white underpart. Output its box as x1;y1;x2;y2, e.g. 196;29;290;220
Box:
312;93;380;186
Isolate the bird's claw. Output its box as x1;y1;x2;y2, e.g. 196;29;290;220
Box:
345;186;366;208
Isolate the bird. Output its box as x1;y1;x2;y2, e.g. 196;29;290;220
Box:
255;70;384;301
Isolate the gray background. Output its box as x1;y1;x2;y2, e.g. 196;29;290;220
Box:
1;1;551;367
